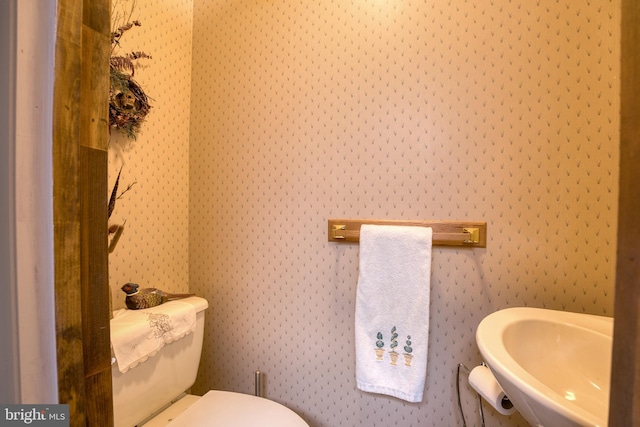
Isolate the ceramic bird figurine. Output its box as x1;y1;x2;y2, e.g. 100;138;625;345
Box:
121;283;194;310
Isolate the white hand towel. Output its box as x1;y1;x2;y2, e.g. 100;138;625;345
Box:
110;300;196;373
355;224;432;403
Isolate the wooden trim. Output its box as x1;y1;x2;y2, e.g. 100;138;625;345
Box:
53;0;112;425
53;0;85;420
80;147;110;377
610;1;640;425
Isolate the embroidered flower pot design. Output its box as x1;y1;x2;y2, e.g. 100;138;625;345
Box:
389;326;399;366
389;352;399;365
403;335;413;366
374;327;415;366
374;332;385;360
403;354;413;366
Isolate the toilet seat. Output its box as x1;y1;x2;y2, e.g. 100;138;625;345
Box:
167;391;308;427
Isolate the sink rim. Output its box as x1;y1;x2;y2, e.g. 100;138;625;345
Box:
476;307;613;426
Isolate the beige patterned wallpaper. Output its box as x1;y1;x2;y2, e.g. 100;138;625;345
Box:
189;1;619;426
111;0;620;426
108;0;194;309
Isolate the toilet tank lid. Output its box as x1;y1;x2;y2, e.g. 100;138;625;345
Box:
179;296;208;313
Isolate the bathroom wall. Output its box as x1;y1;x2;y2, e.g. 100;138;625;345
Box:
188;1;619;427
108;0;194;308
14;0;58;403
106;0;621;425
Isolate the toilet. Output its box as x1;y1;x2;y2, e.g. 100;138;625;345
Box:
111;296;308;427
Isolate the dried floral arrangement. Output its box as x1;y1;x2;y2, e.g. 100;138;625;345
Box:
110;0;152;140
108;166;136;253
108;1;146;253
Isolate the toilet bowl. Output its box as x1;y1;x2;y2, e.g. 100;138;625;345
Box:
144;391;307;427
111;297;308;427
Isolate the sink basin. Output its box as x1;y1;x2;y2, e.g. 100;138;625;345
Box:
476;307;613;427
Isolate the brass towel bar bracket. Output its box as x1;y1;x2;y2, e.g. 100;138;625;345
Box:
328;219;487;248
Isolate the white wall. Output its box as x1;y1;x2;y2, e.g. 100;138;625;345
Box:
0;0;21;405
14;0;58;404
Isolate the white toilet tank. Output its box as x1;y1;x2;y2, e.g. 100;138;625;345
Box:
111;296;209;427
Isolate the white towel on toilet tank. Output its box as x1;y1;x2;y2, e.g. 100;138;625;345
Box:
355;224;432;403
111;301;196;373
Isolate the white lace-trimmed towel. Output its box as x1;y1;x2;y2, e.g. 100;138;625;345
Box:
355;224;433;403
110;300;196;373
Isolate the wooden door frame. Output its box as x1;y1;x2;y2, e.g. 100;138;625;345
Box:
609;1;640;425
52;0;112;425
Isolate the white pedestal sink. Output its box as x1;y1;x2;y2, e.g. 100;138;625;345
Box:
476;307;612;427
